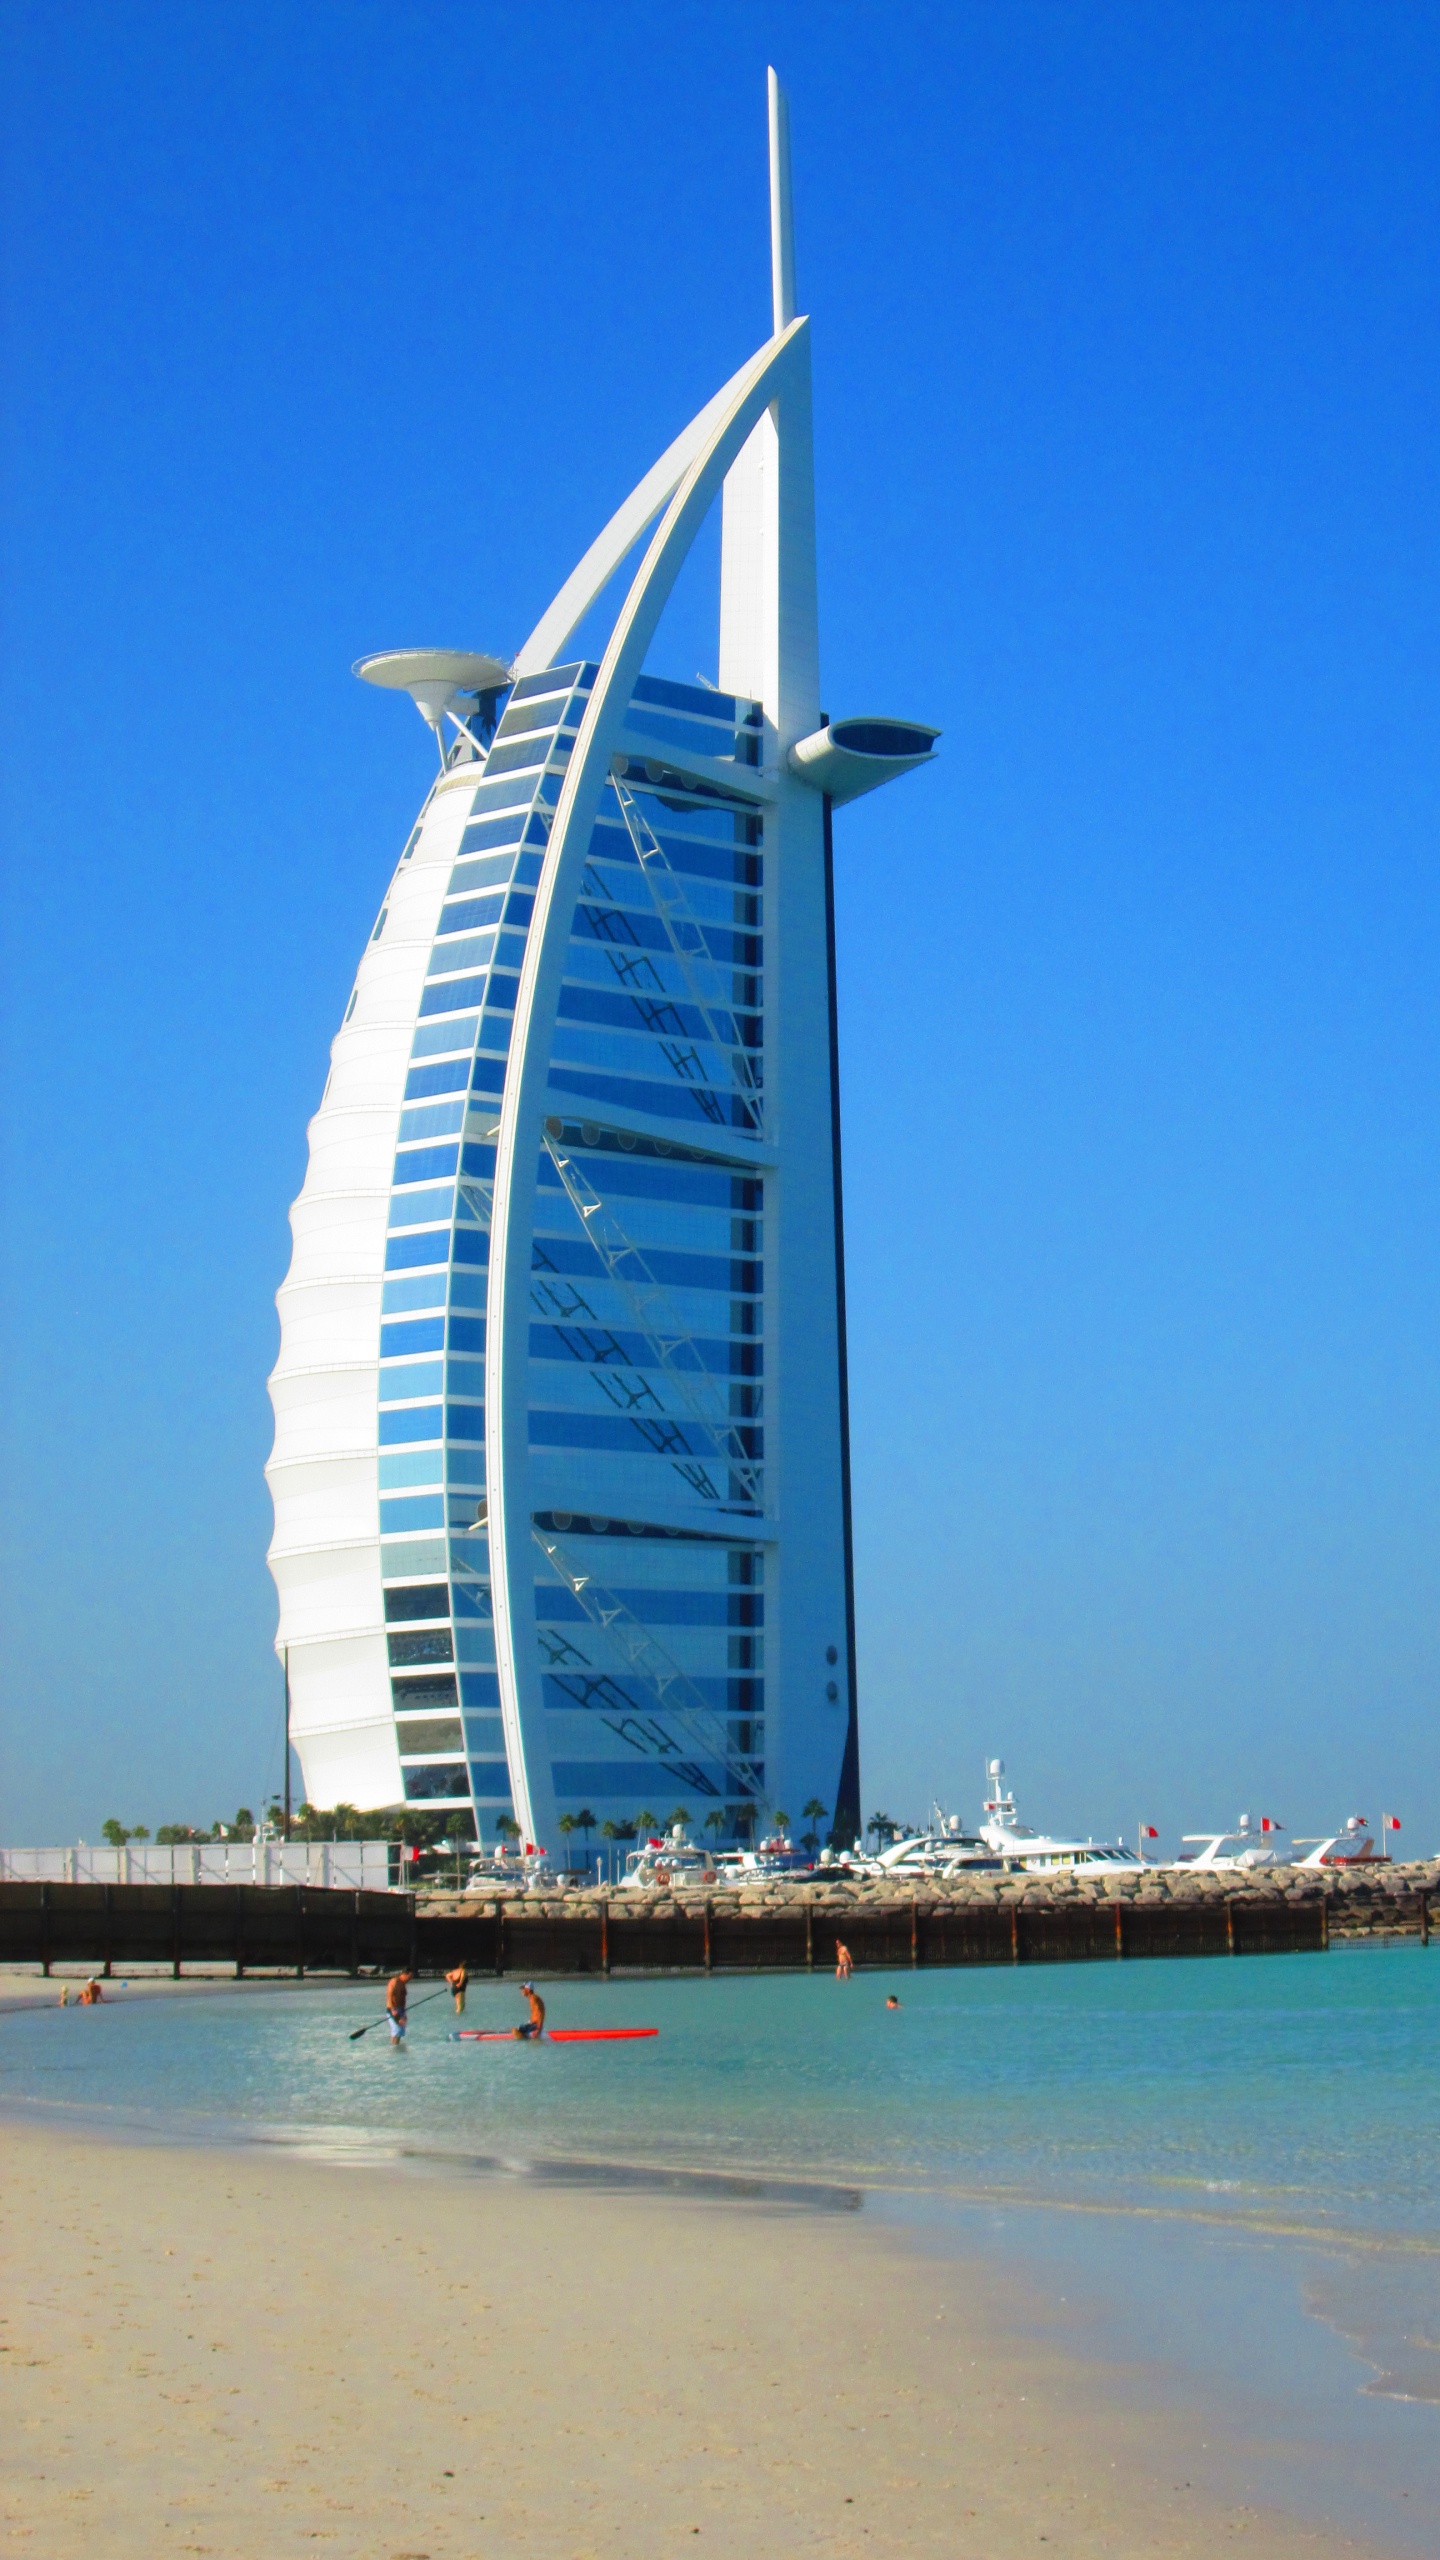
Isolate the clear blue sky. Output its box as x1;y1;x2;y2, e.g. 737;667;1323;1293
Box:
3;0;1438;1852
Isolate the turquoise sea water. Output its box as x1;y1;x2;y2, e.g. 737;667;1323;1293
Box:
4;1945;1436;2547
3;1944;1434;2236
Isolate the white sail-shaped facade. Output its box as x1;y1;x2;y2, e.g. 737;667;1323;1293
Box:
265;75;935;1852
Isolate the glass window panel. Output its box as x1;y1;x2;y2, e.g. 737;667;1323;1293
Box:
545;1065;755;1134
382;1273;448;1314
399;1100;465;1141
427;933;496;978
486;736;551;775
405;1057;471;1098
387;1627;454;1667
622;707;739;761
378;1405;444;1446
380;1537;448;1579
379;1359;443;1402
402;1764;470;1801
388;1185;455;1229
379;1494;446;1532
439;894;506;935
379;1450;443;1489
495;699;563;739
380;1316;446;1357
456;813;526;856
396;1718;464;1756
419;975;490;1019
391;1672;458;1708
385;1231;451;1270
468;773;541;815
411;1014;480;1060
509;661;594;702
631;673;742;723
448;852;516;895
392;1146;459;1186
384;1582;451;1622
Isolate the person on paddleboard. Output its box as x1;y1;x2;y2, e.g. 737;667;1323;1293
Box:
514;1981;546;2040
386;1969;413;2043
445;1963;469;2016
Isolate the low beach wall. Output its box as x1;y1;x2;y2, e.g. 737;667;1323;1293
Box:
0;1881;409;1977
1;1864;1431;1976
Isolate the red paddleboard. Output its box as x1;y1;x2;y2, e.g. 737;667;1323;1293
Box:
452;2027;657;2042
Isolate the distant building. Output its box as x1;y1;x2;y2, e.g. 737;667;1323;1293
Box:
265;75;937;1852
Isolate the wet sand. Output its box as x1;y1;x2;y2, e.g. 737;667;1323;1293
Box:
0;2116;1410;2560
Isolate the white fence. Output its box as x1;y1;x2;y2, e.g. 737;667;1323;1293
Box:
0;1843;398;1891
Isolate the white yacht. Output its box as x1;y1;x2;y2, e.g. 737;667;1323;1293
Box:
618;1825;721;1891
1174;1813;1285;1871
1293;1816;1386;1869
859;1813;1003;1877
976;1761;1145;1874
714;1832;814;1882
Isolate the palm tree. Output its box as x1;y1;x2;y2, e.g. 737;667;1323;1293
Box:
666;1805;692;1835
575;1806;597;1859
703;1808;727;1843
867;1810;897;1849
800;1795;828;1852
557;1811;578;1872
495;1813;522;1848
636;1809;660;1840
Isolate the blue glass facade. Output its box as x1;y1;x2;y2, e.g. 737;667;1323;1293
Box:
375;671;772;1837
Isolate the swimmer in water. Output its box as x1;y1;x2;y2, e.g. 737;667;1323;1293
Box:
514;1981;546;2040
885;1994;900;2009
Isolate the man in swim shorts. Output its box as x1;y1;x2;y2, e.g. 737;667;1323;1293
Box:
386;1969;413;2043
514;1981;546;2040
834;1940;853;1979
445;1963;469;2016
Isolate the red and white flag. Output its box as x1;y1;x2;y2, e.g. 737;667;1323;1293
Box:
1140;1825;1158;1841
1383;1814;1401;1833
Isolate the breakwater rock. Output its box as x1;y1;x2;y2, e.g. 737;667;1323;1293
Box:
415;1859;1436;1967
423;1856;1437;1934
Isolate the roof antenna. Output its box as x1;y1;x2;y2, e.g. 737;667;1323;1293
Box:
768;66;796;332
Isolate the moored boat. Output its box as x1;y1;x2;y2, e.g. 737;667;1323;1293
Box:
976;1761;1145;1874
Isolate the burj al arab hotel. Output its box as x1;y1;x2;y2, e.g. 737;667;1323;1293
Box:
266;75;937;1854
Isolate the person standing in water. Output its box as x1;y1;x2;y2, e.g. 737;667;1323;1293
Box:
834;1941;853;1979
385;1969;413;2044
514;1981;546;2040
445;1963;469;2016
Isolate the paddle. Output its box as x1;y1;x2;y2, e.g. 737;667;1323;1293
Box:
349;1985;451;2042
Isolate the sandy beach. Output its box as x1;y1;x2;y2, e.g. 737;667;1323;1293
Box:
0;2111;1413;2560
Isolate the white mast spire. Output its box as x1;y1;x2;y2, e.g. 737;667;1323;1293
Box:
768;67;796;333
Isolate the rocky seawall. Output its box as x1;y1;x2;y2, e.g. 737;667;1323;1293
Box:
419;1858;1438;1952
